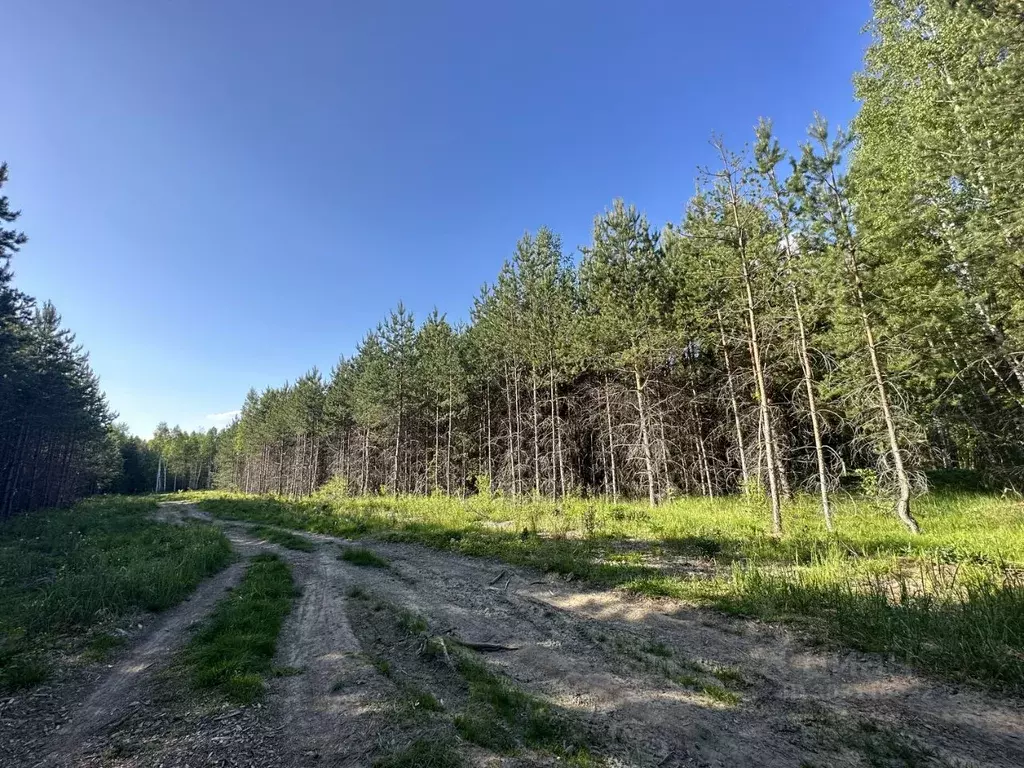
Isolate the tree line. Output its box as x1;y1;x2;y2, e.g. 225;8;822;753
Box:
5;2;1019;529
0;164;125;516
0;164;213;513
206;2;1023;533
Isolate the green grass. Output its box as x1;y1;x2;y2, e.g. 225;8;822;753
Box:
373;657;393;678
698;682;741;705
396;608;428;635
183;554;296;704
348;590;597;763
373;736;465;768
404;685;444;712
250;525;315;551
0;496;232;690
841;719;937;767
339;546;389;568
710;665;744;685
614;637;744;707
1;654;50;689
83;632;127;661
449;642;591;758
714;559;1023;686
193;490;1024;692
640;640;672;657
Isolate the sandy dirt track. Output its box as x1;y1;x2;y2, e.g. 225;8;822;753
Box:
3;501;1022;768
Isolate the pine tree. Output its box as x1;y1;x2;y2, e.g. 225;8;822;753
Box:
754;119;834;529
853;0;1024;476
580;200;675;506
795;118;922;533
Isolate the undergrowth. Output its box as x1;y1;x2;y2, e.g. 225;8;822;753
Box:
0;496;232;690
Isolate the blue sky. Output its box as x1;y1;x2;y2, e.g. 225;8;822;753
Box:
1;1;869;437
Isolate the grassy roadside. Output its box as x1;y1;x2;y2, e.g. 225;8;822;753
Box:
182;553;297;704
190;489;1024;692
0;496;232;690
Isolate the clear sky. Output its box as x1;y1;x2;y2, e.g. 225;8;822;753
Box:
1;1;869;438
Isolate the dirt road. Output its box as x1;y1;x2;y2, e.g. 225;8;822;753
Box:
5;502;1022;767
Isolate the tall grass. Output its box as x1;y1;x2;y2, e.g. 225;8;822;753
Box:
193;489;1024;691
725;561;1024;686
0;496;233;689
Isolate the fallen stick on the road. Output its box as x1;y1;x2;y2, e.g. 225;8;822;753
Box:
456;640;520;653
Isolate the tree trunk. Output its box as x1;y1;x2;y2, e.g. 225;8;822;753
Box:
531;370;541;497
512;362;523;498
503;363;516;497
633;369;657;507
856;276;919;533
793;289;833;530
732;211;782;533
486;381;493;486
548;368;558;499
691;391;714;498
1;424;28;516
362;429;370;494
434;403;441;492
393;377;403;493
772;421;792;501
604;375;618;502
829;161;920;534
717;311;750;491
446;377;454;496
742;275;782;534
658;412;672;497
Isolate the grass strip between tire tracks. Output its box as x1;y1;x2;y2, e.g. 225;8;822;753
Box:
183;553;297;704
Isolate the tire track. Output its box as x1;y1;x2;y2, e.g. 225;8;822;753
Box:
210;511;1024;768
271;549;389;767
47;502;1017;768
35;561;247;767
